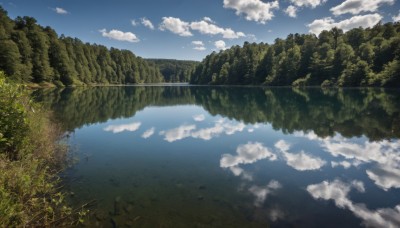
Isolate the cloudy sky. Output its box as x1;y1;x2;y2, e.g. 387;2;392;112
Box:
2;0;400;60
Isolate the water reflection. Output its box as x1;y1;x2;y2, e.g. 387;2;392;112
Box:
249;180;281;207
141;127;155;139
296;131;400;190
32;86;400;227
275;140;326;171
307;179;400;228
33;86;400;140
193;114;205;122
220;142;277;168
104;122;142;133
159;119;246;142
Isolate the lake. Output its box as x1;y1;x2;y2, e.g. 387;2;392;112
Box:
33;86;400;227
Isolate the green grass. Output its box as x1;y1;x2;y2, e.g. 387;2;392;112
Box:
0;71;87;227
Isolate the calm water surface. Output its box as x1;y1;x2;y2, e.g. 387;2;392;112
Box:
34;86;400;227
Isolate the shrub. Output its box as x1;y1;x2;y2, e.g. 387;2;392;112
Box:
0;71;83;226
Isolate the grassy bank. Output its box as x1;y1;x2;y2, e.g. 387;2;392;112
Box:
0;71;85;226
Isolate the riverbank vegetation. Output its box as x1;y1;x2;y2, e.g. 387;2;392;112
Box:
0;7;164;86
190;22;400;87
0;71;85;226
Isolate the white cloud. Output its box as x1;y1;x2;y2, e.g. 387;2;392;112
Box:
159;17;193;37
141;127;155;139
393;11;400;22
285;5;297;18
330;0;394;16
192;41;206;51
203;17;215;23
275;140;291;152
160;120;245;142
290;0;326;8
308;13;383;35
294;131;320;141
220;142;277;168
159;17;244;39
141;17;154;30
283;151;326;171
99;29;140;42
298;131;400;191
193;114;206;122
223;0;279;24
221;122;246;135
275;140;326;171
193;46;206;51
229;166;253;181
192;41;204;46
331;161;352;169
190;18;245;39
366;165;400;191
307;179;400;228
225;30;245;39
191;121;245;140
307;179;364;208
131;20;138;26
159;124;196;142
249;180;281;207
104;122;141;133
246;34;258;41
215;40;227;50
55;7;68;14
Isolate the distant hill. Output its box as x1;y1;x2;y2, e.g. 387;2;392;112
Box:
147;59;198;82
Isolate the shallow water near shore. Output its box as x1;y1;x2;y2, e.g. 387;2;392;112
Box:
34;86;400;227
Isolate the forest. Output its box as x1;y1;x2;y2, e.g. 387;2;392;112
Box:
190;22;400;87
0;7;164;86
146;59;198;82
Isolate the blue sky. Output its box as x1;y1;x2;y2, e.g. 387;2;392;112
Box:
1;0;400;60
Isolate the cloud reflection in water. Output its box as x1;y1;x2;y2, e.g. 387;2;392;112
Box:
141;127;155;138
275;140;326;171
307;179;400;228
103;122;141;133
249;180;282;207
159;119;246;142
193;114;205;122
296;131;400;190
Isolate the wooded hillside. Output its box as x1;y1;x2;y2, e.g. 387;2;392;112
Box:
146;59;198;82
0;7;164;86
190;22;400;87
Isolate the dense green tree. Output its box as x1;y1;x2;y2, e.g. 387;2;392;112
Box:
191;22;400;87
0;39;21;78
11;31;33;81
0;7;164;85
147;59;197;82
338;60;371;86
